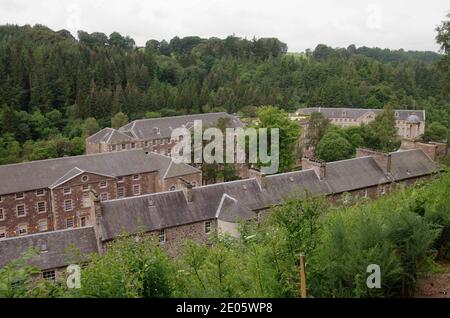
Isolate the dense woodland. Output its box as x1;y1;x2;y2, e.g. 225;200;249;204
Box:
0;20;449;164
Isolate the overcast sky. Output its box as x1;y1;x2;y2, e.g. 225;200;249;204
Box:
0;0;448;52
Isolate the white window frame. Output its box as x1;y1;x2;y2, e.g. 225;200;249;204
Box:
64;199;73;212
99;180;107;188
36;189;46;196
117;187;125;199
132;174;140;180
159;229;166;244
16;204;26;217
63;187;71;195
66;218;74;229
100;192;109;201
205;221;211;234
133;184;141;196
38;219;48;232
117;176;124;183
82;184;90;192
15;192;24;200
37;201;47;214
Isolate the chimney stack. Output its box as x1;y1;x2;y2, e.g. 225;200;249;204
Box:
356;148;391;173
178;177;193;202
301;157;326;179
88;189;104;253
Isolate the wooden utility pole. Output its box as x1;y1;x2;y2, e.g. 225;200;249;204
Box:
300;254;307;298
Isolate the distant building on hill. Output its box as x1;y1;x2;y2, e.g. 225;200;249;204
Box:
86;112;243;155
292;107;425;140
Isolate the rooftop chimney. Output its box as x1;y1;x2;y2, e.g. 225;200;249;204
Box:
178;177;193;202
301;157;326;179
356;148;391;173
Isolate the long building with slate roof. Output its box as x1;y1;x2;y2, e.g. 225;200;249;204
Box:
293;107;425;139
0;149;201;240
86;112;243;155
0;146;441;281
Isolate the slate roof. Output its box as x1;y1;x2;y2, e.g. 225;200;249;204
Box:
118;112;243;140
264;169;331;204
390;149;438;181
0;227;98;270
325;157;390;193
86;127;134;144
296;107;425;122
98;148;438;238
0;150;200;195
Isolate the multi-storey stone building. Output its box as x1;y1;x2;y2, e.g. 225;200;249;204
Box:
85;112;243;155
292;107;426;140
0;146;442;280
0;150;201;240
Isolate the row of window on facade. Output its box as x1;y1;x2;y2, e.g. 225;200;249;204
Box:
0;188;47;202
110;137;180;152
0;215;90;239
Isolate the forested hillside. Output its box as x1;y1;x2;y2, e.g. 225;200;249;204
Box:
0;23;449;164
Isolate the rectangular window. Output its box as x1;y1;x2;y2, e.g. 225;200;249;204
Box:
133;184;141;196
144;141;149;147
121;144;126;150
117;187;125;198
205;221;211;234
64;200;72;211
16;192;24;200
132;174;140;180
38;219;48;232
100;180;107;188
0;227;6;239
160;139;164;145
16;204;26;217
159;229;166;243
36;189;45;196
0;208;4;221
111;144;117;151
131;143;136;149
100;192;108;201
66;218;74;229
80;216;88;227
82;184;89;192
18;224;27;236
42;270;56;281
63;188;71;195
117;176;124;183
37;201;47;213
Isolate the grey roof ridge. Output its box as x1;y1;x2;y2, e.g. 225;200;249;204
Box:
0;148;148;169
49;167;84;189
0;226;95;242
101;188;184;203
215;193;238;218
86;127;112;142
121;112;229;127
162;159;174;179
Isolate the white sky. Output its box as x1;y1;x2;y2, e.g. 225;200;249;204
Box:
0;0;448;52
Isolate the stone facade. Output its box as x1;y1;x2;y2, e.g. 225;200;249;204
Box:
293;108;426;140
